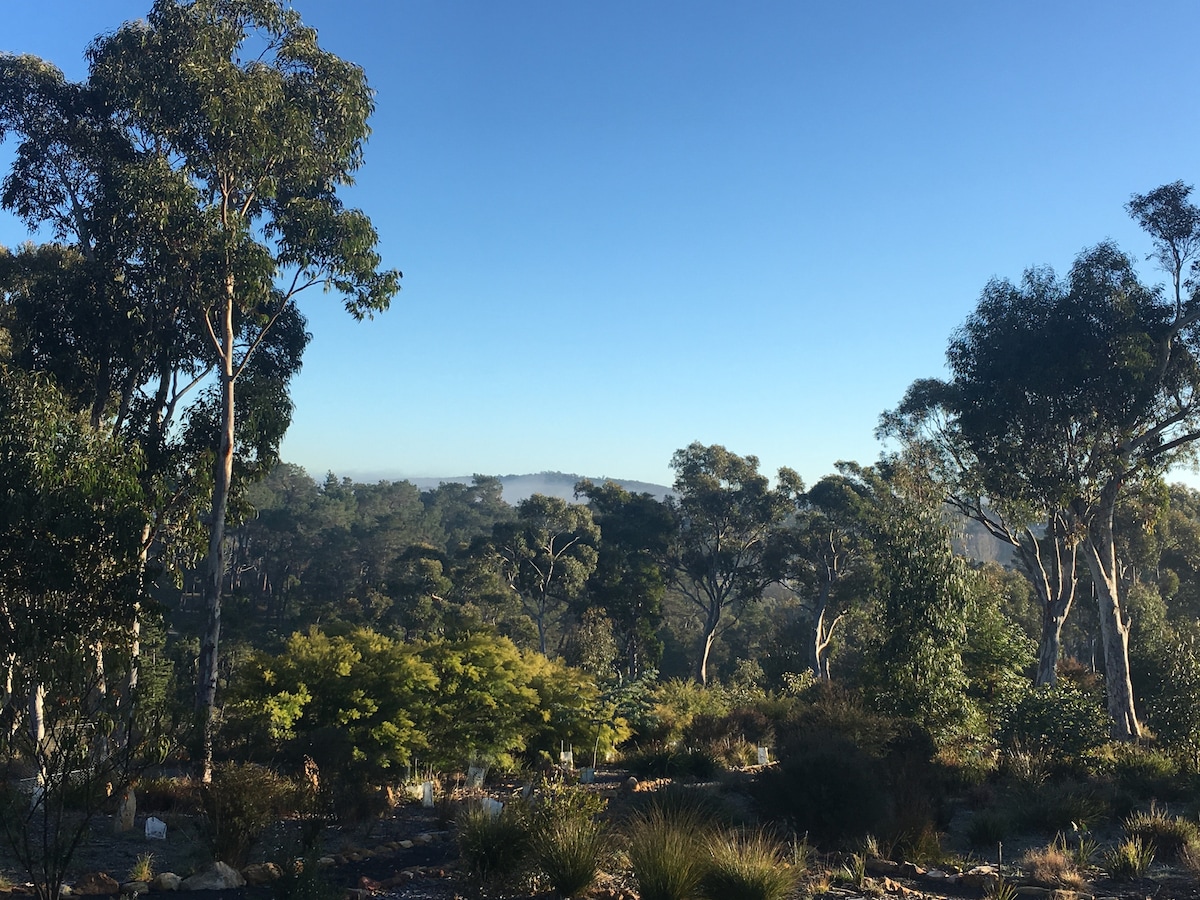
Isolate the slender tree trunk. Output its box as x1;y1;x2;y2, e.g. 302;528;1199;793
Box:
1019;533;1077;687
1081;484;1141;739
810;582;843;680
196;278;237;783
28;682;45;757
695;606;721;686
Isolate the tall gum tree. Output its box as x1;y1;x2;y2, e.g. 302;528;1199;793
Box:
881;377;1080;688
492;494;600;657
0;50;217;765
666;442;801;685
889;183;1200;738
87;0;401;779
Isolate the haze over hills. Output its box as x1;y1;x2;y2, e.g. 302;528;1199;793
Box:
327;470;672;505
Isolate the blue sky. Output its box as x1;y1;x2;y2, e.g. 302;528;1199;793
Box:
4;2;1200;488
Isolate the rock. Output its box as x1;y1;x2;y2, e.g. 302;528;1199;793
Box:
119;882;149;895
960;865;1000;892
241;862;282;885
150;873;182;891
397;839;414;849
413;832;434;844
180;862;245;891
74;872;120;895
866;858;899;876
317;856;336;869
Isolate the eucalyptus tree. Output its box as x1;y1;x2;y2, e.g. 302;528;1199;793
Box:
575;479;675;679
847;459;976;741
666;442;802;685
492;494;600;656
0;365;152;900
0;50;216;752
85;0;400;777
881;374;1081;688
772;473;876;680
885;183;1200;738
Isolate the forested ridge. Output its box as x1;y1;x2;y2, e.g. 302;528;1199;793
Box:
4;2;1200;898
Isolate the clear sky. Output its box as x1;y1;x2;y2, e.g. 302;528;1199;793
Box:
4;2;1200;488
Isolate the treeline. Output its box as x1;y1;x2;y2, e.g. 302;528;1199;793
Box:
198;443;1200;756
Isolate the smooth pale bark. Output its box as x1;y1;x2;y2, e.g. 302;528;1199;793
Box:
952;501;1078;687
696;611;721;686
195;273;237;784
810;584;844;681
1014;524;1078;687
28;683;45;755
1082;481;1141;739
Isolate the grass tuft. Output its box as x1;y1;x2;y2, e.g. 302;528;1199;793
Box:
699;829;798;900
625;809;709;900
1105;836;1154;880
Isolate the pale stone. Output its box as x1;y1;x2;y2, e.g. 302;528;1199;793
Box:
150;873;182;891
180;862;245;891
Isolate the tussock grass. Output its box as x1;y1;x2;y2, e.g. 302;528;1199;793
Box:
625;809;709;900
699;829;798;900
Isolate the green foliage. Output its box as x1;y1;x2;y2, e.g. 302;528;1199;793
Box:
622;745;725;780
202;762;295;867
1105;835;1155;880
492;493;600;655
1000;682;1109;762
228;626;625;779
699;829;798;900
642;678;733;745
1107;744;1185;801
666;442;802;684
575;479;675;680
227;627;436;777
965;809;1014;848
849;462;979;745
625;808;711;900
1123;804;1200;862
1009;778;1108;833
754;733;890;847
528;789;609;900
456;801;533;894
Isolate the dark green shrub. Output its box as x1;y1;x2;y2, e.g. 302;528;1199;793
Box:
1000;683;1109;762
1009;779;1107;833
139;776;200;814
753;733;889;847
635;783;743;829
623;745;725;780
457;801;533;893
1110;745;1185;801
965;809;1014;848
202;762;295;867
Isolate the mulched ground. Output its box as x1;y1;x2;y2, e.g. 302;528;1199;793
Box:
4;770;1200;900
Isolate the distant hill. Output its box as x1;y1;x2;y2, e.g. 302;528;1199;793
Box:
404;471;672;504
